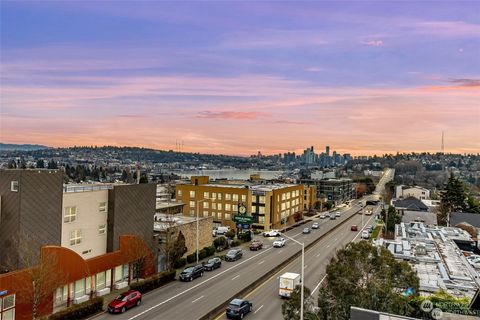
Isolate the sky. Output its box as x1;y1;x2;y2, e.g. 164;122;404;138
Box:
1;1;479;156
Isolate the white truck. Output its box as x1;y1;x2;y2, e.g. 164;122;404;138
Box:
279;272;301;298
213;226;230;236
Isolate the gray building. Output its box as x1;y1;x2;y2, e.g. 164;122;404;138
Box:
0;169;63;270
300;178;354;205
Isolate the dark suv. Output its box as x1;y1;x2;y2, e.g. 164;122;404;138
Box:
226;298;252;319
204;257;222;271
225;249;243;262
179;264;204;281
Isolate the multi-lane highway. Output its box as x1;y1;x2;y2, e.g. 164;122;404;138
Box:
95;169;394;320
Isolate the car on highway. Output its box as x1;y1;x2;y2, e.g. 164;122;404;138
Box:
203;257;221;271
320;214;327;219
249;240;263;251
302;227;311;234
361;230;369;239
263;229;280;237
225;249;243;261
367;225;374;233
335;212;341;217
273;238;286;248
226;298;253;319
108;290;142;314
351;225;358;231
312;222;319;229
329;214;336;220
179;264;204;281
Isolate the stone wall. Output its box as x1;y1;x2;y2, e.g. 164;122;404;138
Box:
171;216;213;256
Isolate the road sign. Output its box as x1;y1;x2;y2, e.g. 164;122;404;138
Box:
234;215;253;224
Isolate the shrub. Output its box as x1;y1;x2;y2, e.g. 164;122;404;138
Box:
231;240;241;247
50;297;103;320
216;254;226;260
129;270;176;293
186;253;196;264
205;245;216;257
173;257;187;269
198;248;207;260
213;236;227;250
237;232;251;242
225;230;236;239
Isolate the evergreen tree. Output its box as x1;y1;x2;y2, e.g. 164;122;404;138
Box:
281;285;316;320
36;159;45;168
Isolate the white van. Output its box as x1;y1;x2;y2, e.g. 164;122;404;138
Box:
213;226;230;236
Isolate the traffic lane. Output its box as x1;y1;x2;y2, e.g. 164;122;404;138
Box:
213;213;375;320
143;211;360;320
98;206;361;320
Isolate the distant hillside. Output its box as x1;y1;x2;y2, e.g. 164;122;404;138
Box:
0;143;50;151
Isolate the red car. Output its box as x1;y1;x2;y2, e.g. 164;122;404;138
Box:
249;240;263;251
351;225;358;231
108;290;142;314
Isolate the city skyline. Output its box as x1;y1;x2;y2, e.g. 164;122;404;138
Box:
1;1;479;156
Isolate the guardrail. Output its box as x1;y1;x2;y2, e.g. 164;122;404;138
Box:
200;206;361;320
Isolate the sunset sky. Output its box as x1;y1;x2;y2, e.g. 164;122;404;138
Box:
1;1;479;156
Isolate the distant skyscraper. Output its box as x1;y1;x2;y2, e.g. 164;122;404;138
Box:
326;146;330;156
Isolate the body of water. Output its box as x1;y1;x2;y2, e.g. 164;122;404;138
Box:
172;169;285;180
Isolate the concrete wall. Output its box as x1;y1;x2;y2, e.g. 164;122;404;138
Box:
62;189;109;259
0;169;63;270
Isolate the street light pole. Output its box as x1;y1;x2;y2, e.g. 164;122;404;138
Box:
280;232;305;320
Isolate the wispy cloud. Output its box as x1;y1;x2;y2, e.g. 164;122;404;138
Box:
448;78;480;87
363;40;384;46
414;21;480;37
222;29;328;49
196;111;266;120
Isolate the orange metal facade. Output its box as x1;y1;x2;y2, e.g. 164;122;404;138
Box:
0;235;155;320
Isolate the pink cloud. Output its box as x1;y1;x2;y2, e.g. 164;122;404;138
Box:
363;40;384;46
196;111;266;120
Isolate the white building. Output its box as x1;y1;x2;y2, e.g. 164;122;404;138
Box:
395;185;430;200
61;184;112;259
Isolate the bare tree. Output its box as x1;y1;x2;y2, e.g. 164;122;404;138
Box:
123;236;152;282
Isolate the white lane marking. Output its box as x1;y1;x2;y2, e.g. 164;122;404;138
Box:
127;246;273;320
231;275;240;280
326;244;330;248
258;260;265;265
278;250;283;254
191;295;204;303
316;253;321;257
254;305;264;314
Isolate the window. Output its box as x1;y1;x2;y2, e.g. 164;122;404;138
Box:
232;204;238;212
241;195;246;202
225;193;231;201
10;181;18;192
203;211;209;217
251;206;257;213
64;206;77;223
233;194;239;201
203;202;209;209
0;294;15;320
115;265;125;283
212;193;217;199
99;202;107;213
98;224;106;235
251;195;257;203
74;279;86;298
203;192;209;198
258;216;265;224
259;206;265;214
281;203;286;210
259;196;265;204
281;193;286;201
55;285;68;306
225;203;231;211
212;203;217;210
189;209;195;216
189;190;196;198
190;201;195;208
217;203;223;210
225;213;231;220
3;294;15;310
217;193;222;200
177;190;182;197
70;229;82;246
217;212;223;219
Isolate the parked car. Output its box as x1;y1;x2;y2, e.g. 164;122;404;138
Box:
226;298;253;319
273;238;286;248
335;212;341;217
361;230;370;239
320;214;327;219
351;225;358;231
179;264;204;281
303;227;311;234
108;290;142;314
312;222;319;229
225;249;243;261
249;240;263;251
203;257;222;271
263;229;280;237
213;226;230;237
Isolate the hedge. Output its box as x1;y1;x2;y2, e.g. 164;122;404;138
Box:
230;240;241;247
129;270;176;293
186;253;196;264
49;297;103;320
173;257;187;269
205;245;216;257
